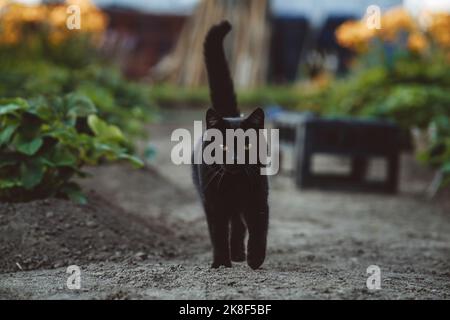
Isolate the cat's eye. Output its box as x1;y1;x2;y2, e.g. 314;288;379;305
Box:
245;143;252;150
220;144;228;151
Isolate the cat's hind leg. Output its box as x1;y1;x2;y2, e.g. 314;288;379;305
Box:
243;207;268;270
205;206;232;268
230;213;246;262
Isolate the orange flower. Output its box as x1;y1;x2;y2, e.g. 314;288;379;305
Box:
428;13;450;48
49;6;68;29
0;26;19;44
48;1;108;31
49;30;67;45
64;0;108;34
408;32;428;52
0;0;108;47
20;5;47;23
312;72;332;89
335;20;375;52
66;0;97;11
0;0;10;10
380;6;416;41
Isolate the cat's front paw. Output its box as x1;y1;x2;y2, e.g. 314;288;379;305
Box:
211;260;232;268
247;258;264;270
231;251;246;262
231;241;246;262
247;251;265;270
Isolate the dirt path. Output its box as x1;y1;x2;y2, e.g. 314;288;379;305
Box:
1;110;449;299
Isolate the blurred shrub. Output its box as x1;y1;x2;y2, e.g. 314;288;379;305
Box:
0;0;152;203
330;7;450;189
150;84;324;112
150;85;210;108
0;0;154;140
0;0;107;67
336;7;450;53
0;96;143;204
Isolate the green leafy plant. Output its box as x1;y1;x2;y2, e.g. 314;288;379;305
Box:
0;2;155;142
71;66;155;138
0;95;143;204
0;57;155;140
149;84;324;111
416;116;450;188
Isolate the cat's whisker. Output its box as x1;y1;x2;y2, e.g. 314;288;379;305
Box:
203;168;223;191
217;170;225;189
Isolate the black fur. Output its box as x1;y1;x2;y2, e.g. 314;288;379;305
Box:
192;21;269;270
203;21;239;117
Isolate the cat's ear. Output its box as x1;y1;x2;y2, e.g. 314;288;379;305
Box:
245;107;265;128
206;108;223;129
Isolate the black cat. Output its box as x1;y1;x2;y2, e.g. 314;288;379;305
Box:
192;21;269;269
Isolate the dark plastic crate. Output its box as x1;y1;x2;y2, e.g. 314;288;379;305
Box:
294;118;401;193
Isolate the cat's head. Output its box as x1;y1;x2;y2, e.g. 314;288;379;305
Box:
205;107;265;174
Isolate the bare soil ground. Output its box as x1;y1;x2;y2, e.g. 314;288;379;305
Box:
1;110;449;300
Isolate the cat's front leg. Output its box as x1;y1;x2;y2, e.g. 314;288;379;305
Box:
205;206;232;268
243;206;268;270
230;213;246;262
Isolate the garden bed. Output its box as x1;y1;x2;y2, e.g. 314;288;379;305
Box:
0;164;198;274
0;191;178;273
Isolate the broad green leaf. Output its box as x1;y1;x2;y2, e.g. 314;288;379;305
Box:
0;124;18;145
14;136;43;155
119;154;144;168
60;183;87;205
0;177;22;189
0;104;23;116
0;98;28;116
44;127;78;142
67;191;87;205
27;97;53;121
40;157;55;167
95;143;116;152
20;159;45;189
76;84;115;111
66;93;97;118
87;114;125;142
50;146;78;167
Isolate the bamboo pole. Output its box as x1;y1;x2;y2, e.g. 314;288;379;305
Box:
150;0;270;89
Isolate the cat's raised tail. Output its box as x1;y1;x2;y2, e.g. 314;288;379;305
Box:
204;20;239;118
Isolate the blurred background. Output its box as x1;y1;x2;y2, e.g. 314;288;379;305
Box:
1;0;449;196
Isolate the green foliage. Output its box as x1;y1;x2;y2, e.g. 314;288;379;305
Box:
0;5;152;203
149;84;322;111
416;116;450;187
149;85;209;107
0;56;155;140
237;86;318;110
71;66;155;138
0;96;143;204
0;16;155;141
